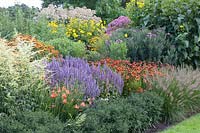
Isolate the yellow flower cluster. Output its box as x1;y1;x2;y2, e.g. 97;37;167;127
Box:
127;0;145;9
48;21;58;33
65;18;106;49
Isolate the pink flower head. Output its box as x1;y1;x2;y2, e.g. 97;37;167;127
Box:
80;102;86;107
74;104;80;109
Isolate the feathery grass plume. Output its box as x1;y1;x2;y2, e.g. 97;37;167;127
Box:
149;66;200;123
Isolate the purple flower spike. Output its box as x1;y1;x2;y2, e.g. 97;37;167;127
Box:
45;57;124;98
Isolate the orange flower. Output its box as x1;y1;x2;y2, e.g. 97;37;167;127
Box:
57;87;61;93
80;102;86;107
137;87;144;93
65;89;70;95
74;104;80;109
51;91;57;98
62;93;67;99
63;99;67;104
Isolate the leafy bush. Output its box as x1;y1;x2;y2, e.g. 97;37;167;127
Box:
125;0;146;26
46;38;87;58
10;34;59;57
80;91;163;133
65;18;105;49
149;67;200;123
0;39;48;115
95;0;125;22
0;5;36;39
0;111;64;133
108;41;128;60
110;28;172;63
86;51;102;61
45;57;124;98
126;0;200;67
29;18;67;42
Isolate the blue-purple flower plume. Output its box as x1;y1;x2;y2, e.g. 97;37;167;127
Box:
45;57;124;98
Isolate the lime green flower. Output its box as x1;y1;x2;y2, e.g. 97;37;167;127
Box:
124;33;128;38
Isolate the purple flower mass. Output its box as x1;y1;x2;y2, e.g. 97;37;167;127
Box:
106;16;131;34
45;57;124;98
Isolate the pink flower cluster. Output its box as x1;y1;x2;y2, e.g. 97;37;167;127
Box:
106;16;131;34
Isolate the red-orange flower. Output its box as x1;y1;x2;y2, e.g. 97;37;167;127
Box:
62;93;67;99
63;99;67;104
80;102;86;107
51;91;58;98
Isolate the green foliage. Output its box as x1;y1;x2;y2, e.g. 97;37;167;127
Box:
0;40;48;115
64;0;97;9
80;91;163;133
65;18;105;49
0;111;64;133
95;0;125;22
150;67;200;123
30;19;66;42
87;51;102;61
42;0;97;9
110;28;171;63
126;0;200;67
42;87;86;122
109;41;128;60
46;38;87;58
0;5;36;39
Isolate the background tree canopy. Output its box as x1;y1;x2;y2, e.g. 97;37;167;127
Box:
41;0;130;9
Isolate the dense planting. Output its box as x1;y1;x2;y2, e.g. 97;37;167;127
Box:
0;1;200;132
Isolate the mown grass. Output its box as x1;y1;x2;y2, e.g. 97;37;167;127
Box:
161;113;200;133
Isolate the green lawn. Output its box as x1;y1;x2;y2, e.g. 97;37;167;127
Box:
161;114;200;133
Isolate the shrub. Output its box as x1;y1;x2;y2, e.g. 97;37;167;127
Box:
45;57;124;98
149;67;200;123
29;18;67;42
95;0;125;22
80;91;163;133
65;18;105;49
9;34;59;57
125;0;146;26
0;111;64;133
0;6;35;39
86;51;102;61
126;0;200;67
46;38;87;58
110;28;172;63
108;41;128;60
0;39;48;115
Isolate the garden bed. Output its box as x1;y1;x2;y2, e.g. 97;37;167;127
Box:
0;0;200;132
